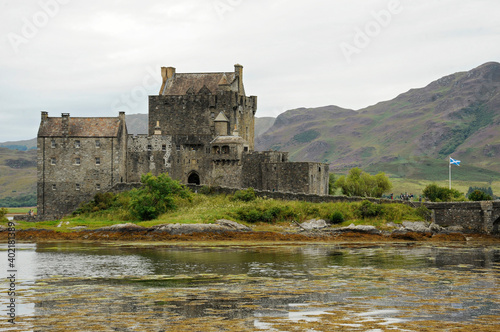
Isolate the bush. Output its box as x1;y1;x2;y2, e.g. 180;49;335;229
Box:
423;184;464;202
235;205;298;223
329;211;344;224
416;206;431;221
468;190;492;201
232;188;257;202
0;208;8;222
357;200;382;218
328;173;337;195
335;168;392;198
73;192;118;215
129;173;192;221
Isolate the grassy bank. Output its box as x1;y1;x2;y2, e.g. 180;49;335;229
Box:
4;192;426;232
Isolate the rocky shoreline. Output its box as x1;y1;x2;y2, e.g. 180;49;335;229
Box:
1;219;498;243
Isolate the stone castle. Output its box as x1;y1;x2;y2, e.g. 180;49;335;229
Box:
37;65;329;219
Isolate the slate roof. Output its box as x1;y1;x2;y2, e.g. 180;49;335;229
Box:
38;117;122;137
161;72;236;96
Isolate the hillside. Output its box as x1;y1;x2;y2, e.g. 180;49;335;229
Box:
0;147;37;201
256;62;500;182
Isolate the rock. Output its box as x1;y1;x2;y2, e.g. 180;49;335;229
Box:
215;219;252;232
402;221;430;232
441;225;465;233
334;223;381;235
300;219;328;230
386;222;402;229
152;223;229;235
69;226;88;230
429;223;442;233
96;223;146;232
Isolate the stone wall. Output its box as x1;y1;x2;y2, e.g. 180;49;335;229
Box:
37;134;127;220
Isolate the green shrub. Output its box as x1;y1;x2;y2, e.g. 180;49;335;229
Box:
423;184;464;202
232;188;257;202
235;205;298;223
0;208;8;222
335;168;392;198
329;211;344;224
129;173;192;221
357;200;382;218
468;190;493;201
416;206;431;221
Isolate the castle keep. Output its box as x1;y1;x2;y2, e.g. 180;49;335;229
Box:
37;65;329;219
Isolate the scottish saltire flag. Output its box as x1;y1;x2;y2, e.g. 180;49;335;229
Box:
450;157;461;166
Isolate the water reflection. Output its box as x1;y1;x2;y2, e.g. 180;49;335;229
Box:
0;242;498;331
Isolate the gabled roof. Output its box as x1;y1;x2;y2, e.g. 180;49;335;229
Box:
214;111;229;122
161;72;236;96
38;117;122;137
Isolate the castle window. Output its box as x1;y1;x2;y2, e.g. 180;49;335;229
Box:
74;140;81;148
96;183;101;191
50;158;56;165
52;184;56;191
221;146;229;154
176;144;180;151
95;140;101;148
318;167;321;172
147;144;152;151
95;157;101;165
162;144;166;151
51;140;56;148
75;158;81;165
76;183;80;191
244;147;248;152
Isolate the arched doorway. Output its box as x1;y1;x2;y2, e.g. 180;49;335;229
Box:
188;172;200;185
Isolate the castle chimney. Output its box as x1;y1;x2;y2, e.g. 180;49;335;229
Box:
234;64;243;95
61;113;70;137
159;67;176;95
41;111;48;123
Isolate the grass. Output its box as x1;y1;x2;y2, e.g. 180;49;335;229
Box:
4;193;424;232
6;207;37;214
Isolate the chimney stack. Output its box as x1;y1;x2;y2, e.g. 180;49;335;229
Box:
61;113;70;137
159;67;176;95
41;111;48;123
234;64;244;95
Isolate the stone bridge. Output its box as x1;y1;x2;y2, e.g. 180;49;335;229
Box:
424;201;500;235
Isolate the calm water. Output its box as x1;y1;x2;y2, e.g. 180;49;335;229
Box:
1;242;499;331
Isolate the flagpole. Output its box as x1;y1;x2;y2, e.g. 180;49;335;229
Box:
449;156;451;189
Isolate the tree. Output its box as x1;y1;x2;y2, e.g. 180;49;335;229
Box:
335;167;392;198
328;173;338;195
423;184;464;202
468;190;492;201
129;173;192;221
0;207;8;222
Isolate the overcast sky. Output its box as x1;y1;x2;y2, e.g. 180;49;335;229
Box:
1;0;499;142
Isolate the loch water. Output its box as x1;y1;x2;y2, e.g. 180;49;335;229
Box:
1;242;499;331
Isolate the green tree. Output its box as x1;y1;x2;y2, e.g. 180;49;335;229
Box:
328;173;337;195
335;168;392;198
423;184;464;202
129;173;192;221
468;190;492;201
0;207;8;222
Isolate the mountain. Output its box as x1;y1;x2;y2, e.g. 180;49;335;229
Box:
256;62;500;181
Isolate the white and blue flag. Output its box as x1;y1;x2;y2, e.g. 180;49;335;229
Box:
450;157;461;166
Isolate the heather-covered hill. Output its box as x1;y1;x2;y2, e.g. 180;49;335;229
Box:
256;62;500;181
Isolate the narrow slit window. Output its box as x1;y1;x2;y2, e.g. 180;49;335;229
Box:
95;157;101;165
76;183;80;191
74;140;81;148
